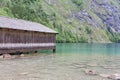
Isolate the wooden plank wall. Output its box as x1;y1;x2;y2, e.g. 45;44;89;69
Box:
0;28;4;43
0;28;56;44
0;29;2;43
0;28;56;53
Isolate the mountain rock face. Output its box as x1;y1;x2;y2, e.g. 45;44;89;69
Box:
91;0;120;33
0;0;120;43
71;0;120;33
44;0;120;42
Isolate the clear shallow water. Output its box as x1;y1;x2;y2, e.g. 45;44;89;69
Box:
0;43;120;80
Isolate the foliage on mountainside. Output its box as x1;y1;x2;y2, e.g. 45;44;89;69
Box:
0;0;120;43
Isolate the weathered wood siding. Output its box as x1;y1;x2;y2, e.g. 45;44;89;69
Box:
0;28;3;43
0;28;56;54
0;28;56;43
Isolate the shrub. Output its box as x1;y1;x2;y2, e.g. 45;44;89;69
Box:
71;0;83;10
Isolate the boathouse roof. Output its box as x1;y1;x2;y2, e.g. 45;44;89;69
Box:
0;16;57;33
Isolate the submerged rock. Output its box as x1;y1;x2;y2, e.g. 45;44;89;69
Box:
108;73;120;80
11;55;19;59
3;54;12;59
20;54;25;57
99;73;120;80
84;69;97;75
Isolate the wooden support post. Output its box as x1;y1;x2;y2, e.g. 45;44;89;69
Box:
53;49;56;53
35;51;38;53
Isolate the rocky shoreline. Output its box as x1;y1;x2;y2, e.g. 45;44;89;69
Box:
0;53;25;59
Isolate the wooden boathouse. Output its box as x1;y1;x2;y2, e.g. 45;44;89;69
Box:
0;16;58;54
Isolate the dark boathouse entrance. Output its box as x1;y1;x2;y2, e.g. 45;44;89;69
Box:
0;16;58;54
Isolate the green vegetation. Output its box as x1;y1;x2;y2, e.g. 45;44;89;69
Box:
71;0;83;10
9;0;50;26
0;0;119;43
106;31;120;43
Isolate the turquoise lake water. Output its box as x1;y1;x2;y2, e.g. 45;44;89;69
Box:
57;43;120;54
0;43;120;80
